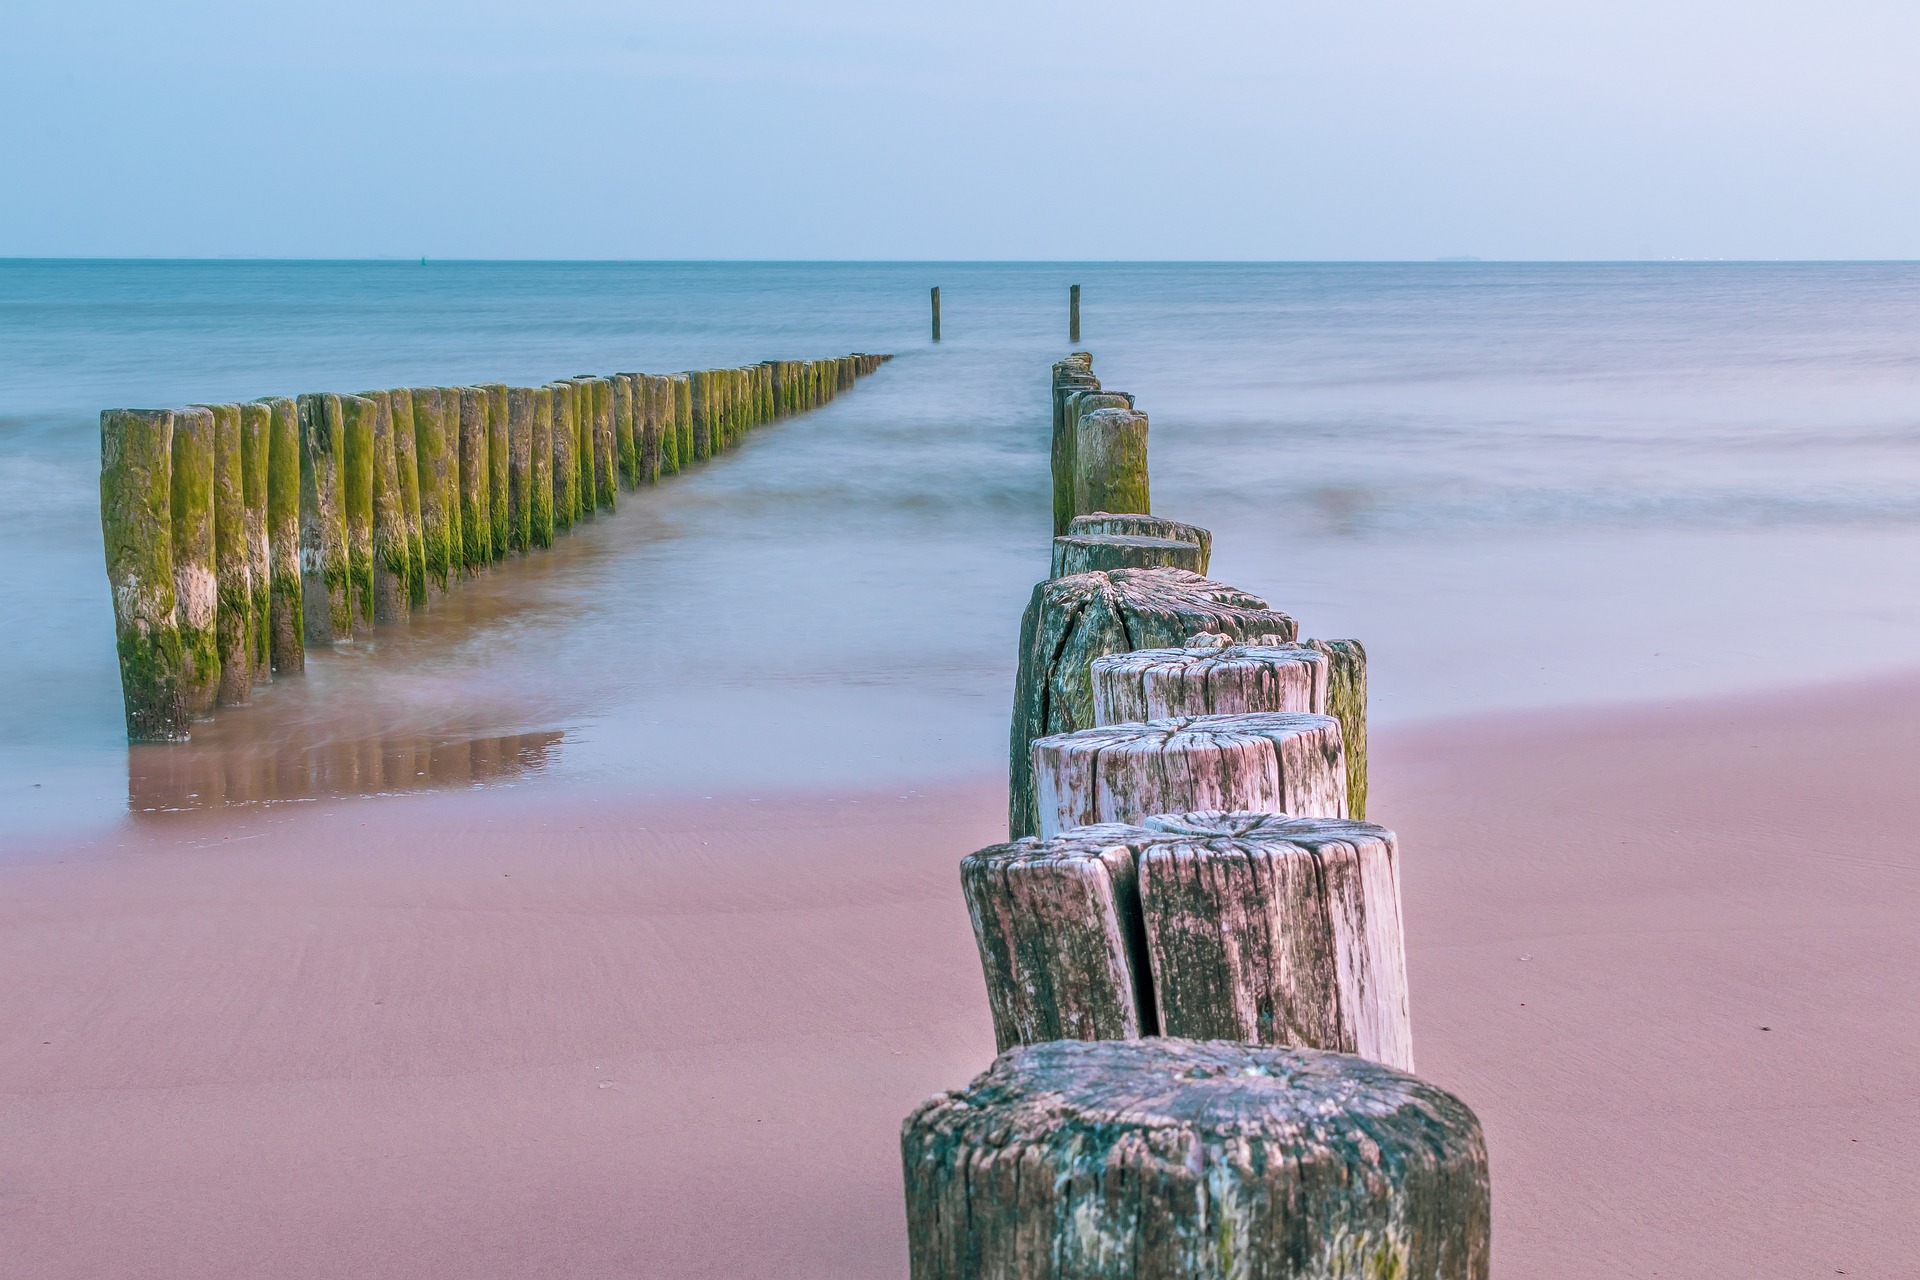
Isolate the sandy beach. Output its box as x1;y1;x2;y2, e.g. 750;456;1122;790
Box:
5;671;1919;1277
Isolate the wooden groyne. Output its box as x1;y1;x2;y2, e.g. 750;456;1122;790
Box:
904;351;1487;1277
101;353;889;741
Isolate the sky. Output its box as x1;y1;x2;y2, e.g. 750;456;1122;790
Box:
5;0;1920;260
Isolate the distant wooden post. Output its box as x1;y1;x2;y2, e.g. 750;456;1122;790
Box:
1050;533;1201;578
903;1039;1488;1280
100;408;188;740
1010;566;1297;838
1068;512;1211;575
1074;406;1150;519
1092;642;1327;725
1031;711;1347;837
1069;283;1080;342
260;397;304;669
203;402;252;704
930;286;941;342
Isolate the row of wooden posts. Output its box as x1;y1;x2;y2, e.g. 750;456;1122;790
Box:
899;353;1489;1278
100;353;888;743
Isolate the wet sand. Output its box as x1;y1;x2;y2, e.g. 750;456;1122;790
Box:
5;673;1919;1277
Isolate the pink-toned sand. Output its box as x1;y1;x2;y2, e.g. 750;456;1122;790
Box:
5;674;1920;1277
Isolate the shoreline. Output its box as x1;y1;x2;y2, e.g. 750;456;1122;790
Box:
4;671;1920;1274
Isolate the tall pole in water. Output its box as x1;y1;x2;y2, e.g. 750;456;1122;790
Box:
931;286;942;342
1070;284;1081;342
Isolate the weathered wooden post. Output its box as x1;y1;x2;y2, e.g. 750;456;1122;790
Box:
261;397;304;670
506;386;534;552
902;1039;1487;1280
1075;406;1150;519
340;395;377;631
1093;642;1327;724
1032;711;1347;837
486;383;510;558
613;374;637;488
202;403;252;704
1050;354;1100;536
437;389;463;567
366;391;410;623
1309;639;1370;820
1010;567;1296;838
930;286;940;342
385;388;427;607
238;401;271;681
457;387;492;569
170;405;222;714
548;381;577;532
642;374;667;480
296;394;350;645
688;370;713;462
580;376;615;511
1050;532;1203;577
1069;511;1211;575
531;386;555;548
407;388;454;593
672;374;693;470
100;408;188;739
575;379;599;516
1069;283;1080;342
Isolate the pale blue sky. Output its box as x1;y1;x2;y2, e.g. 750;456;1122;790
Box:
5;0;1918;259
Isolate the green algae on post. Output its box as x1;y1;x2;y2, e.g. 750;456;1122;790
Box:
238;401;272;681
613;375;637;488
530;385;555;548
652;374;679;477
365;391;410;623
486;383;510;561
386;388;427;606
100;407;188;740
260;397;304;672
687;370;711;462
1074;406;1150;520
547;380;576;532
586;376;616;512
340;394;377;631
202;402;252;704
638;375;664;482
296;394;351;643
457;387;492;570
408;388;454;594
170;404;221;714
506;386;534;553
673;374;693;468
436;389;463;581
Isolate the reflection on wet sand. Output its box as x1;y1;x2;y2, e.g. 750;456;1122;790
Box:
128;725;564;813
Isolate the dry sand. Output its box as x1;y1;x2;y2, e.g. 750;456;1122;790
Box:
5;673;1919;1277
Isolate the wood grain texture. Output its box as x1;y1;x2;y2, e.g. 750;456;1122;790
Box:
1050;533;1203;578
1073;406;1150;520
1010;568;1299;838
1309;639;1369;822
902;1037;1488;1280
960;824;1159;1052
1092;643;1329;725
1136;811;1413;1070
1068;511;1213;576
1033;712;1346;838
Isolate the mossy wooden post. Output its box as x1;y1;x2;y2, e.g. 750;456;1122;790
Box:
588;376;616;511
168;405;221;714
548;381;576;532
639;375;664;481
340;394;377;632
408;388;454;594
366;391;410;624
238;401;271;681
1050;354;1100;536
100;408;188;740
774;360;792;416
486;383;510;559
1092;643;1328;725
687;370;712;461
1069;512;1212;576
657;374;682;476
1050;533;1202;578
530;386;555;548
1309;638;1369;821
577;379;599;516
1069;282;1080;341
613;374;637;488
1010;567;1298;838
296;394;350;645
673;374;693;466
197;403;251;706
901;1039;1488;1280
1075;405;1150;519
261;397;304;671
506;386;534;552
930;285;940;341
437;389;463;578
387;388;427;605
457;387;492;570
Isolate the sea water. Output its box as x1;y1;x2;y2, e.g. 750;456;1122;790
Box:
4;261;1920;837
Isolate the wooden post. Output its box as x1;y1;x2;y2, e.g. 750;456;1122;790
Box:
238;401;271;681
295;394;350;645
613;374;637;488
930;286;940;342
1309;638;1369;821
506;387;534;552
437;389;463;581
581;376;615;511
577;378;600;515
457;387;492;569
902;1039;1487;1280
386;388;427;607
1050;533;1202;578
260;397;304;671
688;370;712;461
642;374;667;480
169;405;222;714
407;388;454;594
365;391;409;623
548;381;576;532
340;394;377;631
530;386;555;548
100;408;188;740
202;403;252;704
1010;567;1297;838
1068;512;1211;575
1092;642;1327;725
1032;711;1347;838
672;374;693;471
1050;354;1100;536
1069;283;1080;342
1074;406;1150;519
486;383;510;558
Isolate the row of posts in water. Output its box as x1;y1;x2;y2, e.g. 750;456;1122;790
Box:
929;284;1082;343
100;353;889;743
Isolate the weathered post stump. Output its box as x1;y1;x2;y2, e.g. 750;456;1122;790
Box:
1050;532;1203;578
261;397;304;670
672;374;694;467
548;380;577;532
340;394;378;631
1075;405;1150;519
170;405;221;712
612;374;637;488
486;383;511;555
1309;638;1370;821
384;388;427;607
1068;511;1212;575
204;402;252;704
238;401;271;680
297;394;351;644
902;1038;1489;1280
1033;711;1346;837
100;408;187;740
1050;354;1100;536
365;391;410;623
407;388;454;593
930;285;941;342
530;386;555;548
457;387;492;569
1092;642;1328;724
506;386;534;553
1010;567;1297;838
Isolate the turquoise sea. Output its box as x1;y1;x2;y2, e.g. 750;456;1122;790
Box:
5;261;1920;838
